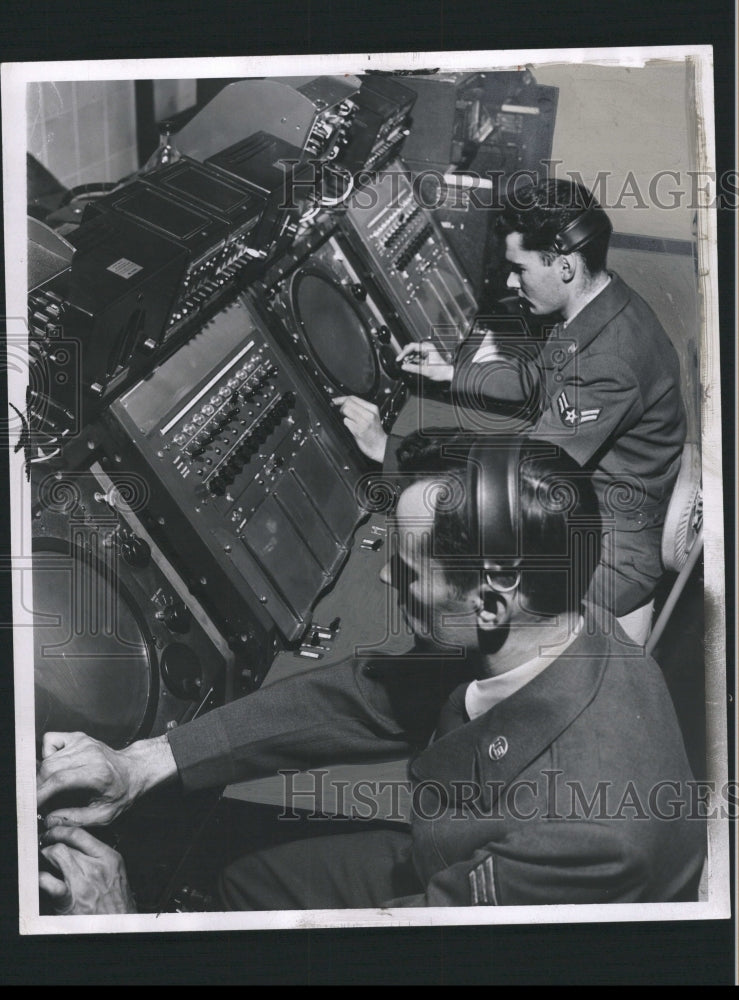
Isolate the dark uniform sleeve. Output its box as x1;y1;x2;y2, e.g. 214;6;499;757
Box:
530;353;643;466
166;656;463;793
451;332;541;417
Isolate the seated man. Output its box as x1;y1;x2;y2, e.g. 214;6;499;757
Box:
37;435;703;912
337;180;687;637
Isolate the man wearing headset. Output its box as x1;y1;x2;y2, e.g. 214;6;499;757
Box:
337;180;687;641
37;435;703;913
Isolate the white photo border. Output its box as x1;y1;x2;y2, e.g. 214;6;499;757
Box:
2;44;730;935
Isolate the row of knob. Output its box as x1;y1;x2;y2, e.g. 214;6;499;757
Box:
168;254;250;326
169;276;226;324
394;223;433;271
206;391;296;495
185;401;241;457
240;362;278;399
371;194;416;242
176;362;280;447
180;235;252;289
382;205;422;251
364;129;409;171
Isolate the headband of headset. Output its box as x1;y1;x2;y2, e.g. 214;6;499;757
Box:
551;204;613;255
466;440;523;568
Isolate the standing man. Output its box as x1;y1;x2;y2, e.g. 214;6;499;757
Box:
36;436;703;912
393;180;687;638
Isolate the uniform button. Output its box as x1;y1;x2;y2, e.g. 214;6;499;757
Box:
554;373;564;383
488;736;508;761
551;349;566;364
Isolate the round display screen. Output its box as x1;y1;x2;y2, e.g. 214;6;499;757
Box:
33;541;157;749
292;271;378;396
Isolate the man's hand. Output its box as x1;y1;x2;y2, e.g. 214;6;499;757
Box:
396;341;454;383
37;731;177;828
332;396;388;463
39;826;136;915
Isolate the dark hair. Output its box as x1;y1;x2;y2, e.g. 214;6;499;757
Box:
395;431;601;616
511;446;601;614
497;179;611;276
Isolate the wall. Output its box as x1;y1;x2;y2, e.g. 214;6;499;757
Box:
532;61;696;241
152;80;198;122
26;80;139;190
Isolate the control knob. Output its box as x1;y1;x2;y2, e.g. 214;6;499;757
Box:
119;532;151;568
156;599;192;634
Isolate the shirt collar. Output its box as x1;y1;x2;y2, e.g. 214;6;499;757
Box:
465;618;584;720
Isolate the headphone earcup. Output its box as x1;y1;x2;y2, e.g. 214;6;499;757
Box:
552;205;613;255
467;441;522;566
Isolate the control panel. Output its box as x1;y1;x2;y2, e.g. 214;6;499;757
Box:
104;296;367;645
339;159;478;354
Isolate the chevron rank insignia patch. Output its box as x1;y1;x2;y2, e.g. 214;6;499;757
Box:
557;391;601;427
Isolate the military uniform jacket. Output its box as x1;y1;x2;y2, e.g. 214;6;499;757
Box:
451;272;687;530
167;624;705;907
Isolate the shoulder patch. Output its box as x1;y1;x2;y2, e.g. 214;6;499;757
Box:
557;391;602;427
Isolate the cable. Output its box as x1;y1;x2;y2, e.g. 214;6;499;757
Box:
30;448;61;463
299;203;323;223
319;165;355;207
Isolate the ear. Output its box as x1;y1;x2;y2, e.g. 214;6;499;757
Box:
474;569;521;631
559;253;578;284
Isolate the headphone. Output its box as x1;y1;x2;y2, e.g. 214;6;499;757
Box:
551;204;613;255
466;440;523;575
463;439;601;614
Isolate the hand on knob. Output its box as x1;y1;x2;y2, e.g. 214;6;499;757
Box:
396;341;454;383
332;396;387;463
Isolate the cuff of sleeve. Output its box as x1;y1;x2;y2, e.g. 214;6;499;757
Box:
167;711;236;792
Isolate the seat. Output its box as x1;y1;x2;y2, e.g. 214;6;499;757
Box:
616;442;702;647
646;441;703;654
